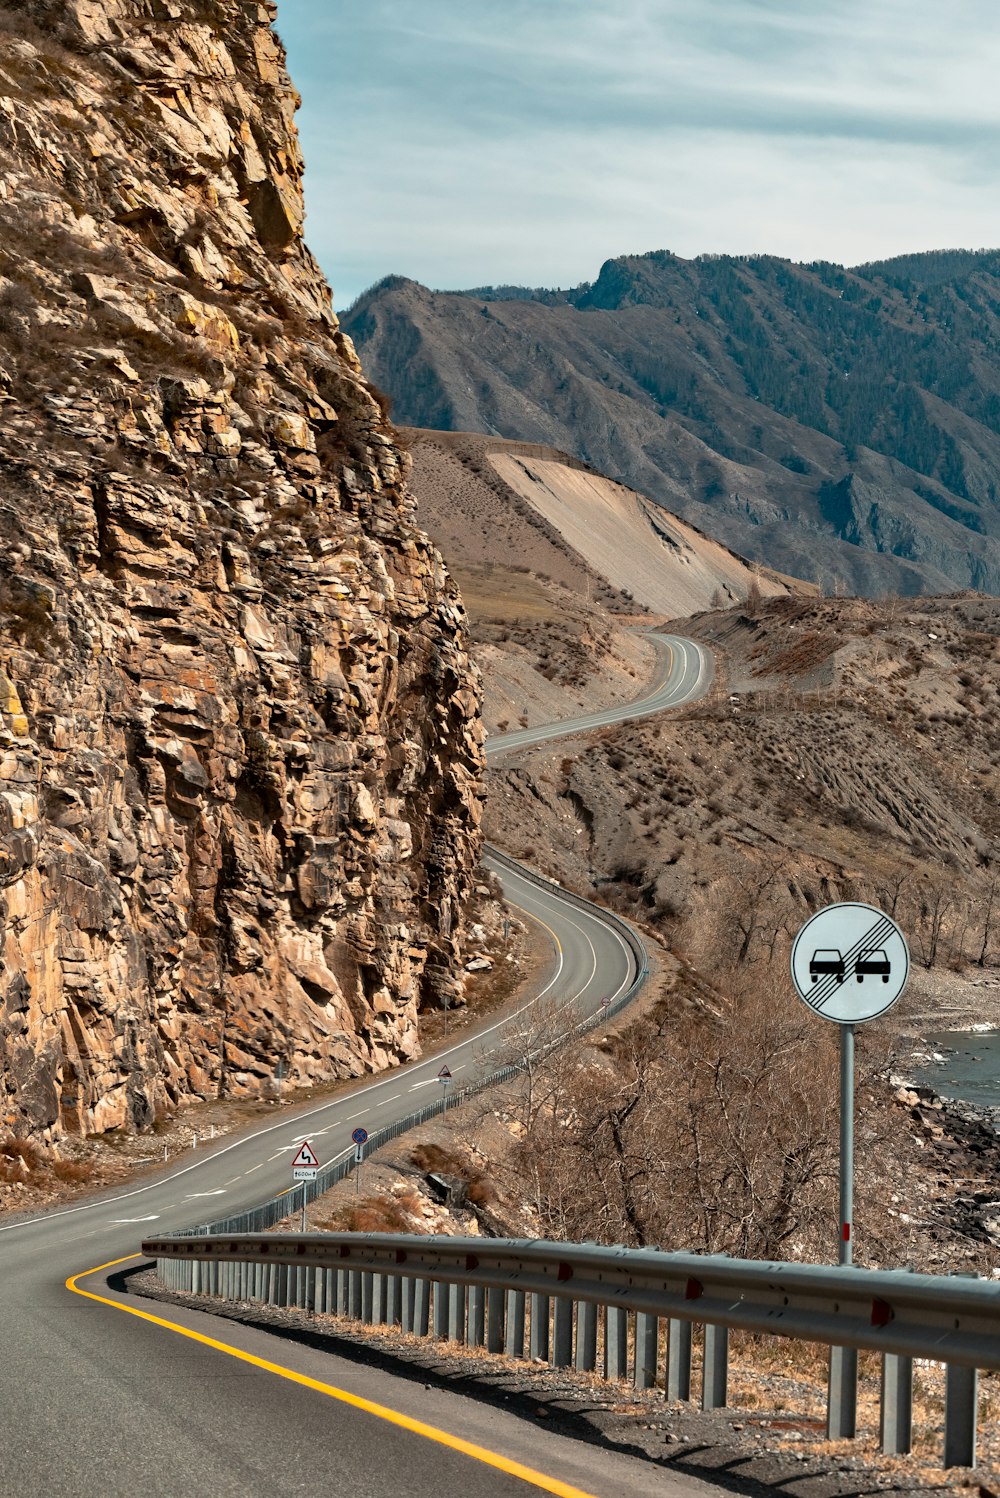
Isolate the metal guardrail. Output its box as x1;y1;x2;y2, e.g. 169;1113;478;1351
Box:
183;849;649;1241
144;1230;997;1470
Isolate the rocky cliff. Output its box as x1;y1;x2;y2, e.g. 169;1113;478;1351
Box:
0;0;484;1140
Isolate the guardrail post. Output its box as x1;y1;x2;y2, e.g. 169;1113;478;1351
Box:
362;1272;375;1324
944;1364;978;1469
702;1324;728;1410
667;1319;692;1401
433;1281;449;1339
414;1277;431;1338
530;1294;550;1362
634;1312;658;1389
277;1264;291;1308
880;1353;912;1455
373;1274;388;1324
448;1282;466;1343
505;1290;525;1359
402;1276;416;1333
191;1260;201;1295
605;1306;628;1380
468;1285;485;1347
575;1300;597;1372
487;1286;505;1353
386;1274;402;1327
349;1270;363;1319
552;1297;573;1368
336;1269;348;1315
828;1347;858;1439
295;1266;307;1310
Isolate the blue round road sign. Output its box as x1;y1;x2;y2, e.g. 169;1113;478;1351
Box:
351;1127;368;1144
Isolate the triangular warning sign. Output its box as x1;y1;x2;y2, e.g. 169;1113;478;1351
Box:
292;1140;319;1168
437;1065;452;1080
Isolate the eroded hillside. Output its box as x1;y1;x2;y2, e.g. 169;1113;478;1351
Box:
487;593;1000;985
0;1;483;1141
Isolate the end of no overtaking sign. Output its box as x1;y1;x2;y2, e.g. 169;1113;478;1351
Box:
790;902;909;1025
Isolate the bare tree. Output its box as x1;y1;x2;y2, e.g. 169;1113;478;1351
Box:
911;878;954;970
977;874;999;968
877;866;910;920
731;858;789;966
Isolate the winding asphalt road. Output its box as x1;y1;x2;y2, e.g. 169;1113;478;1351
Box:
0;632;712;1498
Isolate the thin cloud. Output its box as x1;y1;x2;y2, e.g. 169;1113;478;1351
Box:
277;0;1000;306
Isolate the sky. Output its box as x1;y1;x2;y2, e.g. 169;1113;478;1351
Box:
277;0;1000;311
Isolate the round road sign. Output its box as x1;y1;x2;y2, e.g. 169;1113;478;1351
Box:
351;1127;368;1145
790;902;909;1025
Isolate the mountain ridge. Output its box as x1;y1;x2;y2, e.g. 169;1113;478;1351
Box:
344;247;1000;597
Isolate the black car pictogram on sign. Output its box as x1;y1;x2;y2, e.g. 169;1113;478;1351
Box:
810;949;845;983
855;948;891;982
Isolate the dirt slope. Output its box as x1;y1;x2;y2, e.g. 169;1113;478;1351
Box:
488;450;810;617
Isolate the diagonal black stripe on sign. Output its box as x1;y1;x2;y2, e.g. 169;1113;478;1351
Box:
803;916;895;1012
805;916;894;1012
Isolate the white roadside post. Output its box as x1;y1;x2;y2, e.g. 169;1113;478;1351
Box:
438;1064;452;1114
291;1139;320;1231
790;902;909;1443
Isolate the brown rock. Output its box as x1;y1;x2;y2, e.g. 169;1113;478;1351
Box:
0;0;484;1143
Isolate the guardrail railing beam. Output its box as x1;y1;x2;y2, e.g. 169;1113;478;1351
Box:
146;1231;1000;1472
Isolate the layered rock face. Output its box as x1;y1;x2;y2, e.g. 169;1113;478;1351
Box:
0;0;484;1139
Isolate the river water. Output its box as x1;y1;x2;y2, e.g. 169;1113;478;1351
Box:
914;1029;1000;1107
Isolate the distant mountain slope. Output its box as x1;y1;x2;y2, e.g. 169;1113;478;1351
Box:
406;430;811;619
344;251;1000;597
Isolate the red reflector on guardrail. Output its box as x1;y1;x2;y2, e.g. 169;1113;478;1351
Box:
871;1297;894;1327
466;1254;479;1271
685;1278;703;1300
557;1262;573;1282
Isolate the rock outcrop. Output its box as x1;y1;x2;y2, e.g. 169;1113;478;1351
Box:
0;0;484;1139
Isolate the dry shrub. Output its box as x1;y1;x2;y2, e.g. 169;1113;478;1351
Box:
49;1159;92;1184
488;979;905;1264
0;1137;43;1181
409;1142;465;1175
341;1194;418;1234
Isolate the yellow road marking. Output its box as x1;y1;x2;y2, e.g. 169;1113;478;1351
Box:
67;1256;599;1498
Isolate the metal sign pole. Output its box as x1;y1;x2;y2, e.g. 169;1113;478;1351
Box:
839;1023;854;1266
830;1018;859;1436
301;1179;307;1234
